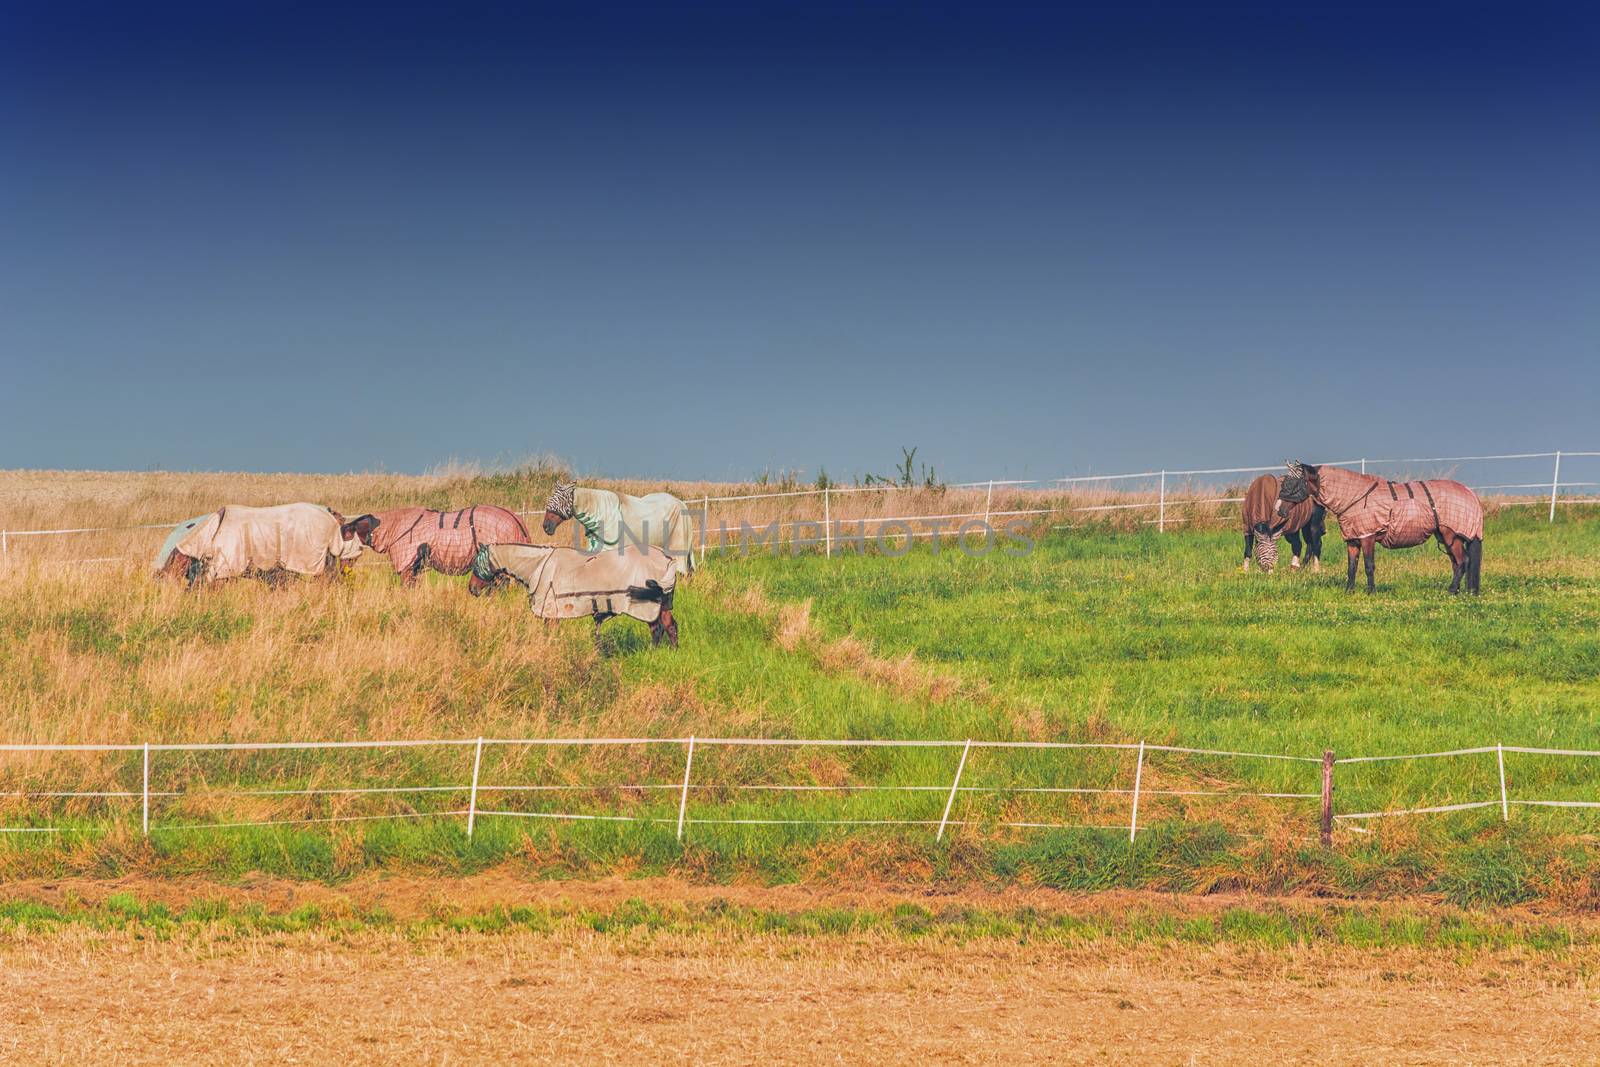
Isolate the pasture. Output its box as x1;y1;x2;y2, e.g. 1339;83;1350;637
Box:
2;467;1599;907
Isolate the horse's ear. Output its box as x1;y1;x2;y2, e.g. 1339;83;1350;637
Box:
1286;460;1305;478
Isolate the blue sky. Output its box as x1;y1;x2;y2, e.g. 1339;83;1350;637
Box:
2;2;1596;482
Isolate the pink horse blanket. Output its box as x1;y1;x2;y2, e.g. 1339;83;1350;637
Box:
365;505;530;576
1317;466;1484;548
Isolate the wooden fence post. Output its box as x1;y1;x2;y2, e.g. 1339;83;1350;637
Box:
1320;750;1335;847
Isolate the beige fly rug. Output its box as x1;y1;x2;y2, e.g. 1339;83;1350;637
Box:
474;542;678;623
175;503;362;580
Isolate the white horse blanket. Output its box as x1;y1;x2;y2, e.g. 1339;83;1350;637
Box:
569;487;696;570
174;503;362;581
480;542;677;624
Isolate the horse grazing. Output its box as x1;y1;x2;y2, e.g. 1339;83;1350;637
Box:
341;505;530;584
1240;474;1325;573
153;513;218;581
1280;460;1483;594
469;542;680;648
542;482;696;573
164;503;363;586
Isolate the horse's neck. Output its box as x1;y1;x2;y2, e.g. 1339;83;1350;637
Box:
372;508;425;552
498;545;553;586
1319;468;1376;511
572;488;621;540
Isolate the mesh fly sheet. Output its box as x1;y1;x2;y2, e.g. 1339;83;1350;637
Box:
479;542;677;624
1311;466;1484;548
174;503;361;581
366;505;530;577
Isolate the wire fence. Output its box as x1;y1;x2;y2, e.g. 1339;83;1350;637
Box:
0;734;1592;846
3;449;1597;566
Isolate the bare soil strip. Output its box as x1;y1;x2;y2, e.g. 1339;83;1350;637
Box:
3;921;1596;1066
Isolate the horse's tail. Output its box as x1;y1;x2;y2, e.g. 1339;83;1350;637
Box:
677;502;697;574
627;579;668;603
1467;538;1483;591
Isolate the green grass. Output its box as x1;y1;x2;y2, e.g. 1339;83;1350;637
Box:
0;892;1584;954
1;506;1597;901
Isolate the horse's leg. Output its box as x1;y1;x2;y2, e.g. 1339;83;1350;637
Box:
1469;538;1483;594
1285;531;1304;569
1440;529;1465;594
592;612;613;652
1362;537;1376;593
1344;540;1359;592
659;608;678;648
1308;528;1322;572
1243;531;1254;571
405;544;431;586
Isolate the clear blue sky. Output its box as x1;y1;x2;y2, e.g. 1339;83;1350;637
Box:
2;2;1595;482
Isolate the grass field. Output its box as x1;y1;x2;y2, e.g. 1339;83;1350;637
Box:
2;469;1598;905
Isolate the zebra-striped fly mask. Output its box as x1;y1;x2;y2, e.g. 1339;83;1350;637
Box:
545;482;577;520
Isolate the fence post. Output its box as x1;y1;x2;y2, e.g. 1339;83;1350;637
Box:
466;736;484;838
1128;740;1145;842
2;529;7;558
676;736;696;842
1360;458;1366;475
141;741;150;837
700;494;709;564
1549;452;1562;523
1157;473;1166;532
823;485;831;558
936;739;972;842
1320;750;1335;847
983;480;994;529
1497;742;1509;821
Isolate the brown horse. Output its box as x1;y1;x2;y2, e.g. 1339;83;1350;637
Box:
1279;461;1483;594
1240;474;1325;573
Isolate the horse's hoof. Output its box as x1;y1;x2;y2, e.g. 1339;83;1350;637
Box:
1290;558;1301;569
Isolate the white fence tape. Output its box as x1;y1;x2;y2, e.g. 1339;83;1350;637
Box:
3;733;1597;840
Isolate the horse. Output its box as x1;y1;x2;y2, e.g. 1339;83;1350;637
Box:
1240;474;1325;573
1279;461;1483;594
541;482;696;574
164;503;363;586
341;505;530;584
468;542;679;648
152;513;218;581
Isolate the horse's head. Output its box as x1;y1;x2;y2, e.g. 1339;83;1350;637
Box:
542;481;576;536
467;544;502;597
1277;461;1320;518
341;513;381;547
